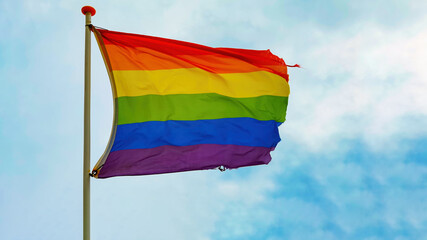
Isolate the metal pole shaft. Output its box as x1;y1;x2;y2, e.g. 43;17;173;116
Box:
83;12;91;240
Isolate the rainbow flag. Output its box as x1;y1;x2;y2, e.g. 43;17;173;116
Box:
91;27;290;178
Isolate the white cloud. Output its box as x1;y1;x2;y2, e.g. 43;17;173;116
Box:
280;17;427;153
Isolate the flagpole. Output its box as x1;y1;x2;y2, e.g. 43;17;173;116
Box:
82;6;96;240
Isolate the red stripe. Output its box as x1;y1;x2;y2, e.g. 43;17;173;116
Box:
96;28;288;80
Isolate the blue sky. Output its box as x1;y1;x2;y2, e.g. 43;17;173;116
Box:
1;0;426;239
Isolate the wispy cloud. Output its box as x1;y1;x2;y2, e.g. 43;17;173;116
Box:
281;17;427;153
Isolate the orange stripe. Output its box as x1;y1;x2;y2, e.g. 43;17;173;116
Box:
104;44;288;79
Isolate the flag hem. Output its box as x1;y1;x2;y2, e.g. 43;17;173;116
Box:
91;27;118;178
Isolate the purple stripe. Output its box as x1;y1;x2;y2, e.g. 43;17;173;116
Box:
97;144;274;178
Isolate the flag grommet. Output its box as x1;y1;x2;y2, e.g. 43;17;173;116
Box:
218;166;227;172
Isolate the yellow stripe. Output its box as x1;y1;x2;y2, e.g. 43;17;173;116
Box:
113;68;290;98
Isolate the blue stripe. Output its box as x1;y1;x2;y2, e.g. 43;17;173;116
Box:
111;118;281;152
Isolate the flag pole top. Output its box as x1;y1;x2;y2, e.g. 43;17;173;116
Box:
81;6;96;16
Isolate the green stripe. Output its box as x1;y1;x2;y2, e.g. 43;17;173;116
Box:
117;93;288;125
